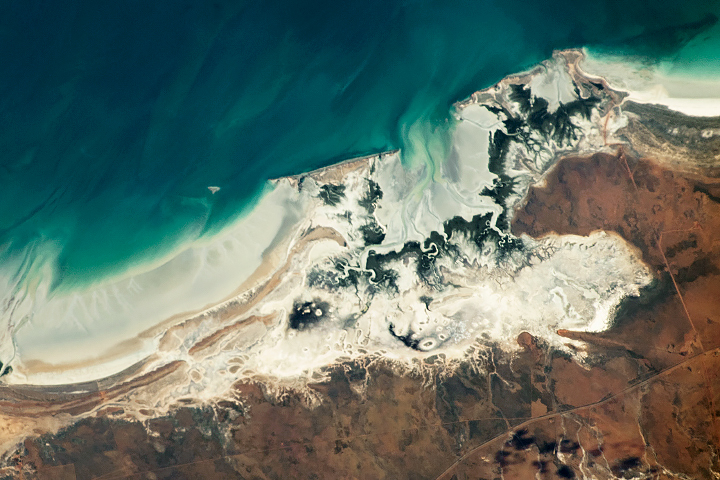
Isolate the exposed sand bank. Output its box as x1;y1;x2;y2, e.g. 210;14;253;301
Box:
580;49;720;117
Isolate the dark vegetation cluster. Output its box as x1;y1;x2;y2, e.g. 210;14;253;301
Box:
486;84;599;229
302;85;601;341
318;184;346;206
288;299;331;331
358;179;385;245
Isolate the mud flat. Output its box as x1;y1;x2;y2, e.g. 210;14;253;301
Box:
3;50;720;479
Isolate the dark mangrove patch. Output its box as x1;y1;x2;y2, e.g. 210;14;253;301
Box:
318;184;346;206
388;323;421;351
358;179;383;214
359;221;385;245
485;83;601;230
288;299;331;331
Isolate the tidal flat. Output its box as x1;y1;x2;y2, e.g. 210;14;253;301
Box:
3;49;720;479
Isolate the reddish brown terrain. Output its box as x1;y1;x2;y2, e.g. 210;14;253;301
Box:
2;149;719;479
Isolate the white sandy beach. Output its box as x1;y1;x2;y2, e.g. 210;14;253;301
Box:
580;48;720;117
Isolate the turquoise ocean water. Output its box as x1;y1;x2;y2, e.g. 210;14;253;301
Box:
1;0;720;295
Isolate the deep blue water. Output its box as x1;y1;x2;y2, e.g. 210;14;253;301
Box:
1;0;719;291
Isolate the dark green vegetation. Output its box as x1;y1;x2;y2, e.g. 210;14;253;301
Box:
359;222;386;245
288;300;332;331
318;184;346;206
357;179;386;245
485;84;601;229
358;180;383;214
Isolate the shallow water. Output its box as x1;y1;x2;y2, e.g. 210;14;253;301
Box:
1;0;719;295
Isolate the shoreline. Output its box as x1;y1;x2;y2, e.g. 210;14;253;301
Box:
6;47;720;389
0;46;716;404
273;149;400;184
7;47;720;391
2;48;654;389
3;47;720;466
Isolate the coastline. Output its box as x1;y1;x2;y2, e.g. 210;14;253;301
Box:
0;48;678;387
3;48;720;464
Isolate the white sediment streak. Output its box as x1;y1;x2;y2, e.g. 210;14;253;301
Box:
3;50;653;390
